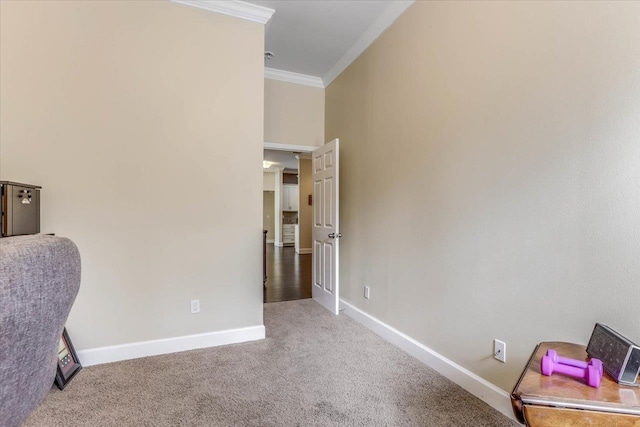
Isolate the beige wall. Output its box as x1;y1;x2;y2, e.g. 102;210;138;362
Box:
263;192;275;242
0;1;265;350
298;159;313;251
264;79;325;147
326;1;640;391
263;171;276;191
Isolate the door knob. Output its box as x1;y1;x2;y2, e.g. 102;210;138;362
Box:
328;232;342;239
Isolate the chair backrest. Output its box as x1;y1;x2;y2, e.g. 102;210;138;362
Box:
0;235;81;427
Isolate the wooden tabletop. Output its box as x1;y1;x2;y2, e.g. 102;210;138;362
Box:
511;341;640;422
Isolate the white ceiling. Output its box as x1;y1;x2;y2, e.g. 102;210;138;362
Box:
264;149;299;171
256;2;404;170
248;1;412;84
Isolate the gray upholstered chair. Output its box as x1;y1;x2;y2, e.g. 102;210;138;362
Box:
0;235;81;427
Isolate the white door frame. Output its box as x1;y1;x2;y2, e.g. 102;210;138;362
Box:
264;142;339;311
264;142;316;153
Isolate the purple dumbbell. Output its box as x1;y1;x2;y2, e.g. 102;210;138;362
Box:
541;355;602;388
546;349;604;376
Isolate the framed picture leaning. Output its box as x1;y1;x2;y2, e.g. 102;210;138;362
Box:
54;328;82;390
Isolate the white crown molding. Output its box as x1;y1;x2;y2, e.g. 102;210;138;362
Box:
323;1;414;86
77;325;265;366
170;0;275;25
339;299;516;422
265;68;325;88
264;142;317;153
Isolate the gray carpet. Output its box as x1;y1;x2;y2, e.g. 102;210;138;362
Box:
24;300;516;426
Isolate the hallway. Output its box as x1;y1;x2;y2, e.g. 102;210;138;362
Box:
263;244;312;303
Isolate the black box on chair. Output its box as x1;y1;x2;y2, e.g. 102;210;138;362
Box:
0;181;41;237
586;323;640;386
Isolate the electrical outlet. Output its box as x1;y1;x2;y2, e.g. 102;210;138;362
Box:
190;299;200;314
494;339;506;363
364;286;370;299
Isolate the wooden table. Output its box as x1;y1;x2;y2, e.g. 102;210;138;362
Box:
511;342;640;426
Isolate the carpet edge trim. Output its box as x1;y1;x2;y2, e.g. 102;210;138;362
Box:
77;325;266;366
339;299;516;422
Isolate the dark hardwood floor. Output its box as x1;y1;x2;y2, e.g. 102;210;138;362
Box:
263;244;312;303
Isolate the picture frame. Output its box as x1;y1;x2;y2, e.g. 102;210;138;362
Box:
54;328;82;390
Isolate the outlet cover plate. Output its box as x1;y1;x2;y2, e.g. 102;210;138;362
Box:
494;339;506;363
191;299;200;314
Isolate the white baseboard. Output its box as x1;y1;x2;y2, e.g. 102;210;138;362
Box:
77;325;265;367
266;239;274;244
339;299;515;422
275;241;283;247
296;247;312;254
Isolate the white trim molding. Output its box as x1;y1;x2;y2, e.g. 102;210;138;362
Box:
296;248;312;254
265;67;325;88
77;325;265;366
170;0;275;24
264;142;317;152
339;299;516;422
295;153;312;160
323;1;414;86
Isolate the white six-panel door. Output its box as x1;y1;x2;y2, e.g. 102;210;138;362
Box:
312;139;339;314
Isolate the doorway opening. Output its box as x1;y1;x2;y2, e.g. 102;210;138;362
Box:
263;148;313;303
